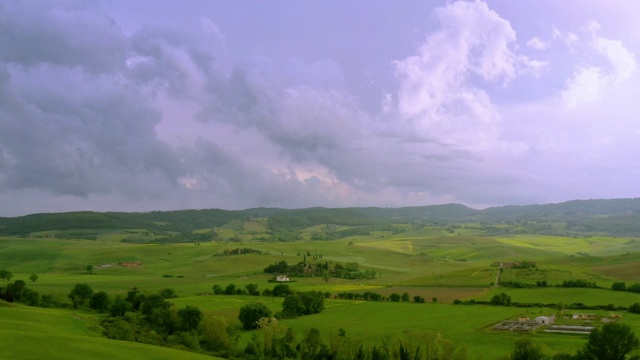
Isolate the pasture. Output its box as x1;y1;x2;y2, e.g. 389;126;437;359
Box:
2;218;640;359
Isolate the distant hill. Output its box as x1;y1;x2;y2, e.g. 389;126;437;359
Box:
477;198;640;219
1;198;640;237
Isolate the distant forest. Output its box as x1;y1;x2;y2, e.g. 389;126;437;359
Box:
2;198;640;237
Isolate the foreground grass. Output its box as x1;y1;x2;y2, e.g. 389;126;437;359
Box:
0;303;220;360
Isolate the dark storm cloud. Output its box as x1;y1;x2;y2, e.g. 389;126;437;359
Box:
0;2;129;72
0;2;184;200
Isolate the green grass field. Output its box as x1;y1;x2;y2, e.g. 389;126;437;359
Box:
2;220;640;359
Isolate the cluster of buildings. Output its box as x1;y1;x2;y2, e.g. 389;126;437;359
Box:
493;313;622;334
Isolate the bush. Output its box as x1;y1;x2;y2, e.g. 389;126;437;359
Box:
238;302;272;330
224;283;236;295
272;284;293;297
612;282;627;291
281;294;305;318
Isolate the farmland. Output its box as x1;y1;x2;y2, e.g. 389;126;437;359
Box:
2;199;640;358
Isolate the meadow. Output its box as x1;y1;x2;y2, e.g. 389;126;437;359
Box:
2;207;640;359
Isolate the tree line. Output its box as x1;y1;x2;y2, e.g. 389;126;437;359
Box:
263;259;377;280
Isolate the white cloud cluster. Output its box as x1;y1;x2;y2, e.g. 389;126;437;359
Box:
392;1;543;155
526;37;547;51
562;21;637;110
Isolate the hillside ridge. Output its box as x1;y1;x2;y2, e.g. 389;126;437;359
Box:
1;197;640;236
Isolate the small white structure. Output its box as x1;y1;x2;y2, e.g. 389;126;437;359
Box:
535;316;555;325
276;275;290;282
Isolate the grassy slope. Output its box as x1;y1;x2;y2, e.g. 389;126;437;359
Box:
0;303;220;360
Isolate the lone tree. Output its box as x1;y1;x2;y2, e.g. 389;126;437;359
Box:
86;265;93;274
0;269;13;282
238;302;272;330
29;274;38;283
581;322;639;360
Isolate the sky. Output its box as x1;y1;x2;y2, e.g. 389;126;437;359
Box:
1;0;640;216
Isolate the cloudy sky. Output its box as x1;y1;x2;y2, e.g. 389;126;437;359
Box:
1;0;639;216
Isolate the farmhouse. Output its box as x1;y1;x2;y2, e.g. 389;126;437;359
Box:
276;275;290;282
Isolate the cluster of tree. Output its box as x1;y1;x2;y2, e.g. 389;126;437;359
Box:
629;302;640;314
98;286;241;358
500;280;548;288
279;291;325;318
559;280;598;289
264;260;306;275
612;282;640;294
242;323;469;360
263;258;377;281
0;271;40;304
238;291;325;329
511;261;537;269
215;247;264;256
212;283;301;297
0;279;28;303
511;322;639;360
491;293;512;306
330;262;377;280
336;291;384;301
334;291;431;303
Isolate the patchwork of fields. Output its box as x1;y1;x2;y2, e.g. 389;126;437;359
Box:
2;218;640;359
